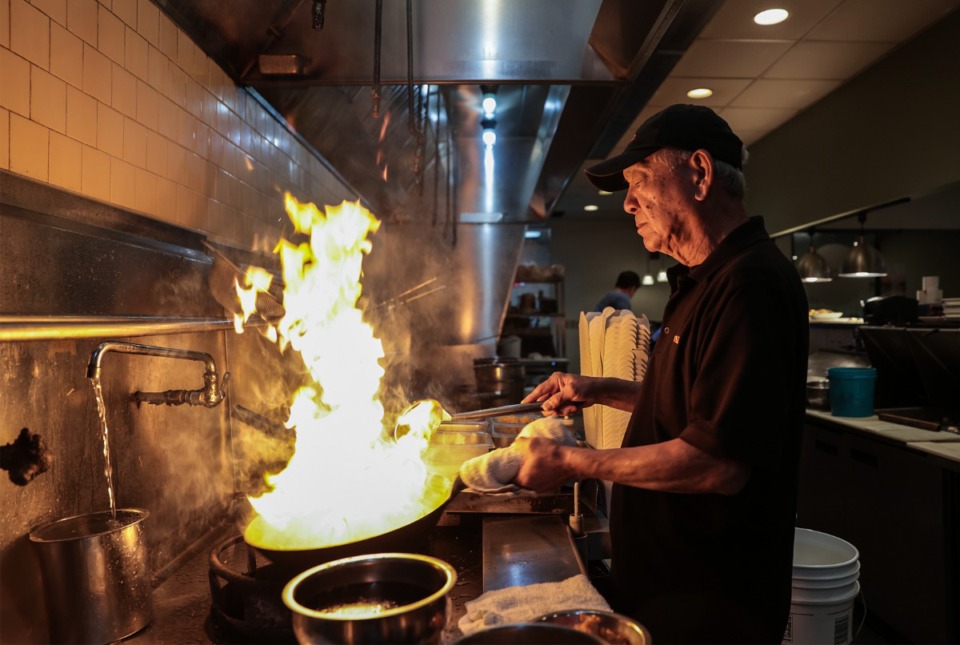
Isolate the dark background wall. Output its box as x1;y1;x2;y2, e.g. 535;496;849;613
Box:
744;10;960;233
551;11;960;370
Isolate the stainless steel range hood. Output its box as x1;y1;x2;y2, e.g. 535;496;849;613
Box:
150;0;721;366
153;0;722;224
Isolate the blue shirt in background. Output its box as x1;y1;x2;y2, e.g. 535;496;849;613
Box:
595;290;633;312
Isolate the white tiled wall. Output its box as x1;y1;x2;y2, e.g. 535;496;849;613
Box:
0;0;355;249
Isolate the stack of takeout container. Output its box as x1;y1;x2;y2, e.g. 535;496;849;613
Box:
579;308;650;450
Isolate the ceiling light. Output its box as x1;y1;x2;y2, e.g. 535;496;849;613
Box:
598;190;613;196
583;205;598;212
839;239;887;278
838;213;887;278
686;88;713;99
642;273;655;286
656;269;668;283
481;117;497;146
796;246;833;283
795;230;832;282
481;85;498;119
482;95;497;118
524;230;543;239
754;8;789;26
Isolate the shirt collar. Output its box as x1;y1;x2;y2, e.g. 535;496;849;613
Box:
668;216;769;290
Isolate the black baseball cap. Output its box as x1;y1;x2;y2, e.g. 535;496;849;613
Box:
585;104;744;192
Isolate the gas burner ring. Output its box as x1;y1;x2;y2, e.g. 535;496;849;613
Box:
207;534;295;642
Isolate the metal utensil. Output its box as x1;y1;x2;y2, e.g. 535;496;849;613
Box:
450;401;543;421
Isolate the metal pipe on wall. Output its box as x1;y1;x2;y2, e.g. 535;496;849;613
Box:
0;316;263;342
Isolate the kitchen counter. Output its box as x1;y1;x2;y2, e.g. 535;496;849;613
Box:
905;440;960;469
806;409;960;456
800;409;960;642
129;509;584;643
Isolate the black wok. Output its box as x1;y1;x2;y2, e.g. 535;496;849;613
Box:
246;476;465;570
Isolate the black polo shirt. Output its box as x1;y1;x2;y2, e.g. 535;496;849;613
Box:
608;217;809;644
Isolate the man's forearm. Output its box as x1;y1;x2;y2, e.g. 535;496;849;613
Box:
562;437;750;495
586;377;643;412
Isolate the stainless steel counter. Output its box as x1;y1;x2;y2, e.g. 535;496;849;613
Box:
128;510;584;643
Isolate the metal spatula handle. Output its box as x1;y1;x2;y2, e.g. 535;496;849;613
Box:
450;401;543;421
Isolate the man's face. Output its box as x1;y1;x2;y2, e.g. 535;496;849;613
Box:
621;150;694;258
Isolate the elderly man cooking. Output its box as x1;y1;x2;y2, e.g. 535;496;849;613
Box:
515;104;809;643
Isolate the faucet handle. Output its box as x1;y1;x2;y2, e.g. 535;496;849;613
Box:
203;370;229;407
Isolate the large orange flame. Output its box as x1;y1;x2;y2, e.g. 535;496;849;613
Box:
239;193;452;551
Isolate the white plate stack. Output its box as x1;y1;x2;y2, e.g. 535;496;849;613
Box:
942;297;960;320
578;308;651;450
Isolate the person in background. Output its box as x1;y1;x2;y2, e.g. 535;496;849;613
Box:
595;270;641;312
515;104;809;643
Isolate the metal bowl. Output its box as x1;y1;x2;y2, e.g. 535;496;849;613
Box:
536;609;652;645
456;622;604;644
806;378;831;410
282;552;456;644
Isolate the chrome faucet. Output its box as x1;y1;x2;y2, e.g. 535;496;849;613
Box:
87;341;229;408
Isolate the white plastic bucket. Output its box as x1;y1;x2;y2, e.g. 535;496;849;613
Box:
783;529;861;645
791;528;859;579
791;561;860;590
784;582;859;645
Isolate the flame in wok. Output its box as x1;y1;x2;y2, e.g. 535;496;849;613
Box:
237;194;451;551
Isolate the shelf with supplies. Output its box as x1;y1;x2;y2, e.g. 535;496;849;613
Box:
502;264;566;358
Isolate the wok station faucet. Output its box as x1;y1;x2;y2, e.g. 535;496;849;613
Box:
87;341;229;408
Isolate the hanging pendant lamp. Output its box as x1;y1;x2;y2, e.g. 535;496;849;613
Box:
795;230;832;282
796;246;833;282
839;212;887;278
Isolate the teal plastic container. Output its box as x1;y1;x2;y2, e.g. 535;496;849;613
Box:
827;367;877;417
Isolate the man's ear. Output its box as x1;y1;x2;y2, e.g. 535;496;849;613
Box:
689;149;713;201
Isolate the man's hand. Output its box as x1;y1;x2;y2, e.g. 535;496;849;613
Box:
512;437;573;492
521;372;593;417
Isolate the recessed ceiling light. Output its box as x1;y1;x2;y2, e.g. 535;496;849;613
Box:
754;8;789;26
584;205;599;212
598;190;613;196
686;88;713;99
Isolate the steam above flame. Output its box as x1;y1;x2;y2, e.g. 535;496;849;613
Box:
238;193;451;551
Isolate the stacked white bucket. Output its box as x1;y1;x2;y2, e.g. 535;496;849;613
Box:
784;528;861;645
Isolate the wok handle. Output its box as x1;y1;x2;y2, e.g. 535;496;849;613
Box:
449;402;543;421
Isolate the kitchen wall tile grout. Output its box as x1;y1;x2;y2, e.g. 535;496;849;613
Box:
5;0;353;248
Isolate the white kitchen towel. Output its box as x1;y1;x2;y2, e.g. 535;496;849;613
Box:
459;448;523;493
459;417;577;493
457;573;611;635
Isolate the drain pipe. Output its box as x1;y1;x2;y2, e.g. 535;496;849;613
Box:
87;341;229;408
